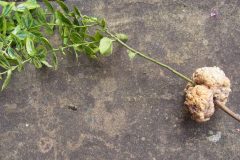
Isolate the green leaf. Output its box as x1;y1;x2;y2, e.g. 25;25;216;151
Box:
12;30;28;40
79;26;87;38
7;47;16;59
63;27;69;45
42;16;55;35
26;37;35;56
2;3;15;16
0;1;9;6
0;42;3;50
21;9;33;29
6;47;23;68
32;58;42;68
73;16;80;26
99;37;113;56
43;0;54;13
0;34;4;42
13;38;23;52
15;0;40;12
84;45;95;56
56;11;72;26
35;8;46;23
11;25;20;34
51;51;58;69
0;63;8;69
56;0;69;13
60;47;66;55
41;60;52;68
14;12;21;24
127;50;136;60
82;16;98;24
6;20;15;32
93;47;99;54
73;6;81;17
40;37;53;50
29;29;43;37
2;69;12;91
0;52;10;68
2;17;6;36
44;25;54;35
70;32;83;44
50;15;55;29
93;31;103;41
100;19;106;28
116;33;128;42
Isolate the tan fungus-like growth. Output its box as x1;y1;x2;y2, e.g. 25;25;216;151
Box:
184;67;231;122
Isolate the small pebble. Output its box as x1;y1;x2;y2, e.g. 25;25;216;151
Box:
208;130;213;135
206;131;221;142
210;8;218;17
203;40;208;46
141;137;146;141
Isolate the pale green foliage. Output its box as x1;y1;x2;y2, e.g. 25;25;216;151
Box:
99;37;113;56
116;33;128;42
0;0;128;90
127;50;136;60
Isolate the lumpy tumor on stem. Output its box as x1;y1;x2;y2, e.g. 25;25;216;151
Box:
184;67;231;122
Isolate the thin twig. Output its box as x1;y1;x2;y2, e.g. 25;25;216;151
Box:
215;100;240;122
105;29;195;84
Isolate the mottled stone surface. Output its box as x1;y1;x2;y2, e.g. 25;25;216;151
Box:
1;0;240;159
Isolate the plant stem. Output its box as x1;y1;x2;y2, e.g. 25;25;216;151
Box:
215;101;240;122
52;41;97;51
31;23;96;29
105;29;195;84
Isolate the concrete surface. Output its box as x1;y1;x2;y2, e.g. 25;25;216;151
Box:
1;0;240;159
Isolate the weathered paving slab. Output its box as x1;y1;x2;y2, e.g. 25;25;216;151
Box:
1;0;240;159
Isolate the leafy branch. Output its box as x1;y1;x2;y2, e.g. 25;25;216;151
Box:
0;0;194;91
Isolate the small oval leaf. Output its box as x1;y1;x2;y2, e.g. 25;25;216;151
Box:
116;33;128;42
7;47;16;59
56;11;72;26
40;37;53;49
26;37;35;56
99;37;113;56
2;3;15;16
51;51;58;69
43;0;54;13
127;50;136;60
15;0;40;12
2;69;12;91
41;60;53;68
73;6;81;17
56;0;69;13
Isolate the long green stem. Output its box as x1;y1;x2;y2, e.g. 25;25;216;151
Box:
52;41;97;51
31;23;96;29
105;29;194;84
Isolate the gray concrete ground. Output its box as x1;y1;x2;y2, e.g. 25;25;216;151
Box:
1;0;240;159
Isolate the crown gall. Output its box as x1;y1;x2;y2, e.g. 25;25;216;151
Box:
185;67;231;122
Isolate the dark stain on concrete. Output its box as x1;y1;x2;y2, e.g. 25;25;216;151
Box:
1;0;240;159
